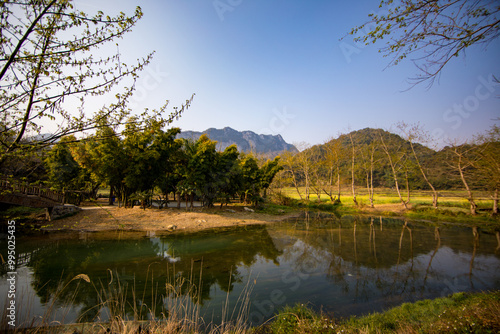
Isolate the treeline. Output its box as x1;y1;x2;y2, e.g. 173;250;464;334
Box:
11;118;282;208
273;124;499;215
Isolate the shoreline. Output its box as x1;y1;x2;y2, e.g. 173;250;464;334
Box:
40;204;302;233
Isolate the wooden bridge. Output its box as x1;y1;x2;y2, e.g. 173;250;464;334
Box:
0;179;82;218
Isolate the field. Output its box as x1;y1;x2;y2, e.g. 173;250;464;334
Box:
272;186;495;211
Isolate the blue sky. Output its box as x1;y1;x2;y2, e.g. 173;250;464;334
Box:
79;0;500;148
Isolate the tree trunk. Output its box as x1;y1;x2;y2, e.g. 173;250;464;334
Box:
108;186;114;206
493;188;498;215
458;155;477;215
379;133;408;209
409;141;438;208
349;134;358;206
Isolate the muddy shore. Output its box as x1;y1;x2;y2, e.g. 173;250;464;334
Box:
41;203;301;233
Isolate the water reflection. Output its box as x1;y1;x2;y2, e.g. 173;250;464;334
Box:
1;215;499;327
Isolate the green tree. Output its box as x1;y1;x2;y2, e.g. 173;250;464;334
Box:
349;0;500;86
85;124;127;204
217;145;242;207
240;155;262;205
45;136;82;190
260;156;283;198
187;135;219;207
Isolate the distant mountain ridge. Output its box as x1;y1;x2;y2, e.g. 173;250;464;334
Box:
177;127;297;155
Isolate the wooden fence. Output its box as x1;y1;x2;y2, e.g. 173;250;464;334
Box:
0;179;82;206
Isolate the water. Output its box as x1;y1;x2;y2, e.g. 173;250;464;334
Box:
1;214;499;327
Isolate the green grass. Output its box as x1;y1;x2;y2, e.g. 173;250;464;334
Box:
255;291;500;334
266;187;499;229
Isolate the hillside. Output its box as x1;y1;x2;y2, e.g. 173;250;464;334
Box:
177;127;297;156
300;127;459;189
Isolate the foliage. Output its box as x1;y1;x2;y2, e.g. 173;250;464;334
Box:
44;136;82;190
0;0;194;171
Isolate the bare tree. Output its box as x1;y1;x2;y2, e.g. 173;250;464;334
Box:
348;132;358;206
396;122;439;208
447;140;479;215
294;142;314;201
322;137;344;203
378;129;410;209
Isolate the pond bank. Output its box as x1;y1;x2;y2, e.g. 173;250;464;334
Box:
40;203;300;233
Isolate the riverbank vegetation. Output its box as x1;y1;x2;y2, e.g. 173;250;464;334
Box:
3;284;498;333
257;290;500;334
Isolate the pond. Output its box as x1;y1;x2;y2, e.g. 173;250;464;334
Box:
1;214;500;328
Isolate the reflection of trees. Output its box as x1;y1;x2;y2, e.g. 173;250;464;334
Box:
272;215;500;316
24;225;281;322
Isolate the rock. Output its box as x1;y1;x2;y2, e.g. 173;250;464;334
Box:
226;209;236;213
48;204;81;221
243;207;254;213
166;224;177;231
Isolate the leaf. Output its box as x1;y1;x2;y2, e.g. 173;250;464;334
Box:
70;273;91;283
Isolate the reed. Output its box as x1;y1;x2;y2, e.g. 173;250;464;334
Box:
1;263;254;334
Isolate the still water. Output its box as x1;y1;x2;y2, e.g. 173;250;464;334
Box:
1;214;499;327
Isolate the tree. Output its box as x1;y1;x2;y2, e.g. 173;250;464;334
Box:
187;135;219;207
349;0;500;87
239;155;262;205
217;145;241;207
85;123;127;204
45;136;81;190
359;140;379;208
348;132;358;206
259;156;283;198
474;124;500;214
294;142;314;200
446;141;479;215
322;137;344;203
378;129;410;209
396;122;439;208
0;0;192;168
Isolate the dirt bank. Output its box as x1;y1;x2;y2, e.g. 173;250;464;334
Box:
42;203;300;233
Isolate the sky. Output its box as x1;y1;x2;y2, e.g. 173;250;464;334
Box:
75;0;500;149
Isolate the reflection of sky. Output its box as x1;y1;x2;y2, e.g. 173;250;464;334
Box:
148;236;181;263
0;267;83;327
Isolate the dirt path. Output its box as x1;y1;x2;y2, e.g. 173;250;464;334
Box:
42;204;299;233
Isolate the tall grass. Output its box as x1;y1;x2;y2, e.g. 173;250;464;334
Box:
1;263;254;334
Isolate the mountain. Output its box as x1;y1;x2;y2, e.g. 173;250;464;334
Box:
177;127;297;156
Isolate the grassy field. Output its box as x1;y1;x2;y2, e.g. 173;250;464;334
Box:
265;186;500;230
272;186;495;210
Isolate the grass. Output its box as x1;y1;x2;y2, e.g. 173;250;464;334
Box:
255;291;500;334
266;187;500;229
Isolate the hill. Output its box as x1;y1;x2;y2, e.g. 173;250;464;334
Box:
177;127;297;156
299;127;457;189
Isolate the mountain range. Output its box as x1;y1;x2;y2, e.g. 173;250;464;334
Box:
177;127;297;156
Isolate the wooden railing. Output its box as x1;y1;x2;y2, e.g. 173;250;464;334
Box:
0;179;82;206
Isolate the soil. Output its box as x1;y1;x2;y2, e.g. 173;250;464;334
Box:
41;200;300;233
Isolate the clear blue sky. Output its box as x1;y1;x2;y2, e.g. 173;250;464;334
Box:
80;0;500;148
